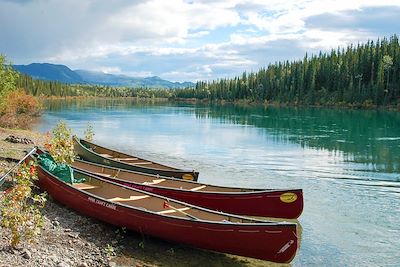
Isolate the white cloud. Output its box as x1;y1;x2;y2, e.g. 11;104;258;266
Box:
93;66;122;74
1;0;399;81
103;0;240;44
125;71;154;77
188;31;211;38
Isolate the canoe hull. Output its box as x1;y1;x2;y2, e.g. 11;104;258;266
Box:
73;137;199;181
35;166;298;263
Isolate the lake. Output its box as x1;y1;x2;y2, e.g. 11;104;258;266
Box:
35;98;400;266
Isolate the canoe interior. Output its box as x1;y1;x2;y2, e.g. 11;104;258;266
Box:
80;138;179;171
73;160;255;193
72;171;259;223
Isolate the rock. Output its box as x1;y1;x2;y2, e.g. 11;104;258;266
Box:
56;262;70;267
48;255;58;263
77;263;89;267
109;262;117;267
64;228;72;232
21;249;31;259
52;220;60;227
68;233;79;239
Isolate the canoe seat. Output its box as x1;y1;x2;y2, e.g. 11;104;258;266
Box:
94;172;111;177
190;185;207;191
108;195;150;202
117;157;138;161
158;207;190;214
74;183;100;190
143;179;166;185
99;153;112;158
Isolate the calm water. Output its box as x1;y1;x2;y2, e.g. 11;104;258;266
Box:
35;99;400;266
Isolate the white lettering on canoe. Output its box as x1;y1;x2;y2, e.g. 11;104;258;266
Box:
88;196;117;210
277;239;294;254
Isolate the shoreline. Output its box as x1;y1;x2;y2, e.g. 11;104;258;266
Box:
172;98;400;111
0;127;278;267
39;95;400;111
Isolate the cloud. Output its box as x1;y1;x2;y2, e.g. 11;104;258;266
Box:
0;0;399;82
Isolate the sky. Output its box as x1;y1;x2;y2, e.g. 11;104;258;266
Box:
0;0;399;82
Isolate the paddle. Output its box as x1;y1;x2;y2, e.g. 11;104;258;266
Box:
0;147;37;187
163;201;198;220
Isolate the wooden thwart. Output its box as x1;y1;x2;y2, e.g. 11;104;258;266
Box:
108;195;150;202
99;153;112;158
158;207;191;214
74;183;100;190
190;185;207;191
118;157;138;161
143;179;166;185
94;172;111;177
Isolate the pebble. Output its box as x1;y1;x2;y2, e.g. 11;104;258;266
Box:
48;255;58;262
67;233;79;239
21;249;31;259
56;262;70;267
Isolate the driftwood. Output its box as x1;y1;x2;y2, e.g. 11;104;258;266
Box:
5;135;34;144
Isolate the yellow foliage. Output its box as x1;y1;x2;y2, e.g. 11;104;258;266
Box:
0;160;47;248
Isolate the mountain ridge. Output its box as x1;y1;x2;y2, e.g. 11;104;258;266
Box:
13;63;194;89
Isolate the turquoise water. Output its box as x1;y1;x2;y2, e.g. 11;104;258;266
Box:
35;99;400;266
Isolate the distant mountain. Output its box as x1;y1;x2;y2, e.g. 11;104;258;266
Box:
14;63;83;84
13;63;194;89
75;69;194;88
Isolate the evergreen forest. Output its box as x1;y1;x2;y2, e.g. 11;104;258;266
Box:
176;35;400;107
12;35;400;108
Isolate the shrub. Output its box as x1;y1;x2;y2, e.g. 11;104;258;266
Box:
0;90;41;128
1;89;41;115
0;160;47;248
44;121;75;164
84;123;95;142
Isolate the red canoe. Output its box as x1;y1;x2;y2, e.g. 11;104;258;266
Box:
71;158;303;219
33;155;300;263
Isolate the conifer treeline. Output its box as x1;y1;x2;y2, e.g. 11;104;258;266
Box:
15;35;400;107
175;35;400;107
16;74;174;98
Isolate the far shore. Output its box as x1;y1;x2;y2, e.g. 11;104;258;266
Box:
37;95;400;111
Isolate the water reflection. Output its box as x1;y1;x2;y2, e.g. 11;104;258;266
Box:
41;99;400;176
192;104;400;175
